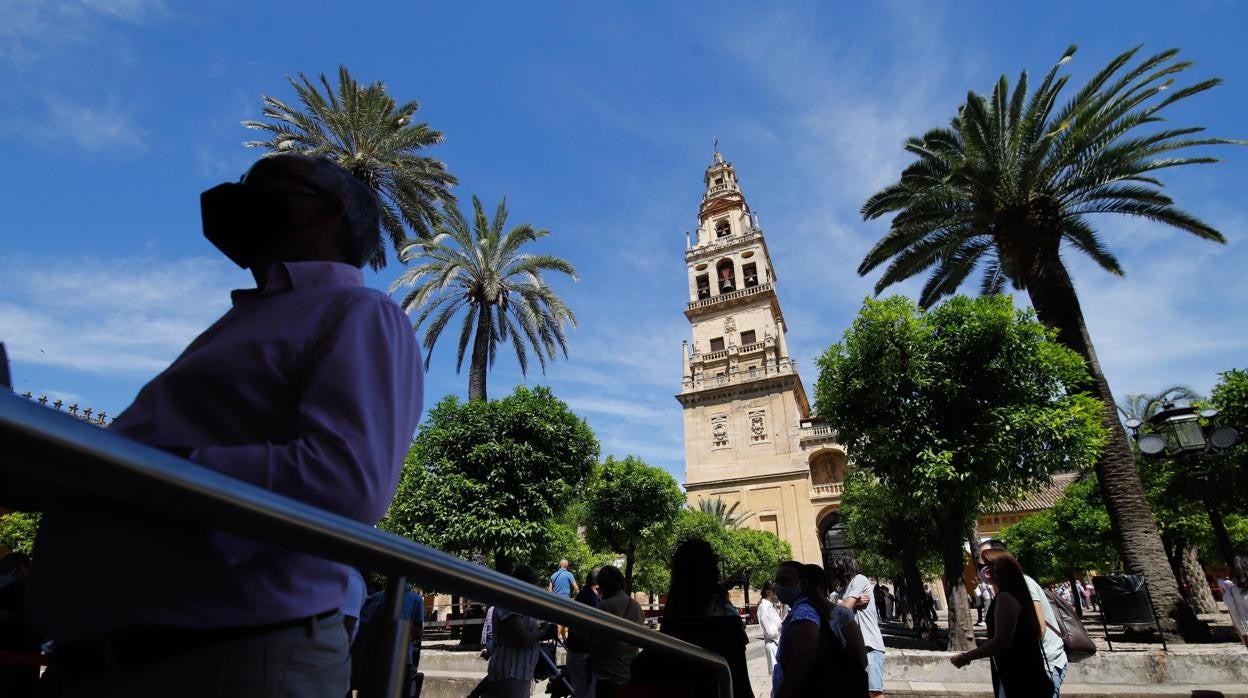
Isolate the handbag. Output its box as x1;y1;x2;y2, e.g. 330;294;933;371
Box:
1043;588;1097;656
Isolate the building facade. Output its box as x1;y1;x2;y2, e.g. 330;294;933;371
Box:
677;151;847;565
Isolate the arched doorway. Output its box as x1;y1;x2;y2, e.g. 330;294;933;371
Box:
818;509;850;568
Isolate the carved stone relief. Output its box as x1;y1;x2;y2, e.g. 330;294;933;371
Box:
711;415;729;447
749;409;767;442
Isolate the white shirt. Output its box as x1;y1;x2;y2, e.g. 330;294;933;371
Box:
1224;583;1248;637
1025;575;1068;670
758;600;784;642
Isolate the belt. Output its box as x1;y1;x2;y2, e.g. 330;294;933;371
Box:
55;609;339;676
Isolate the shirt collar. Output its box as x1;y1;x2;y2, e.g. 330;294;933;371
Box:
231;261;365;306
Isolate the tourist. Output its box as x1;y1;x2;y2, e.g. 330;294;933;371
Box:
829;552;886;697
1225;554;1248;649
28;154;423;697
974;580;994;626
1082;580;1097;612
1073;579;1086;618
488;565;555;698
549;558;580;641
980;539;1067;696
873;581;890;622
629;538;753;698
952;549;1053;697
589;565;643;697
757;580;785;675
565;568;600;697
772;560;867;698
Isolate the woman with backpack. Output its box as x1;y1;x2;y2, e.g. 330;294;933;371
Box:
772;561;867;698
950;550;1053;698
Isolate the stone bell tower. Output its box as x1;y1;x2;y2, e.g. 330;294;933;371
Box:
677;149;839;565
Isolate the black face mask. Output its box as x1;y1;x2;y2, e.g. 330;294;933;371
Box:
199;182;327;269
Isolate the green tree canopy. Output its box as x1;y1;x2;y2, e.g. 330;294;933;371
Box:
632;509;791;596
581;455;685;593
1000;474;1117;584
392;196;577;401
244;66;457;269
0;511;40;555
815;294;1106;650
381;386;598;572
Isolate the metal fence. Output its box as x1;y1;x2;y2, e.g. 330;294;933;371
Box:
0;390;733;697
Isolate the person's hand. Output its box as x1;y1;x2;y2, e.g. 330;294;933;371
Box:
950;653;970;668
856;593;870;609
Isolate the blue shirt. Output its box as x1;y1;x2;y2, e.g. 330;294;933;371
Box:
30;262;424;641
550;568;576;596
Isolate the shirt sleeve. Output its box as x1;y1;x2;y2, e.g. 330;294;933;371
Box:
191;295;423;562
845;575;869;598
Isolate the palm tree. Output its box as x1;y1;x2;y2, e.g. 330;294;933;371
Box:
1117;385;1202;423
392;196;577;401
691;498;753;529
244;66;457;269
858;44;1244;639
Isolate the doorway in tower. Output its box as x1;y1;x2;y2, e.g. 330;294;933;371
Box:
818;511;851;568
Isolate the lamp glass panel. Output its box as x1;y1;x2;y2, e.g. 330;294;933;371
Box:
1171;416;1205;452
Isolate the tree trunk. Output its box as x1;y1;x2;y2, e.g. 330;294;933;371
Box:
1024;255;1195;641
467;302;491;402
938;510;975;651
1177;539;1218;615
899;557;928;634
625;543;636;595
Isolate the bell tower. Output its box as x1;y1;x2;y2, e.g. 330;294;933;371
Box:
677;149;837;565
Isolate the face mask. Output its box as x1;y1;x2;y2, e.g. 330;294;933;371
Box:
199;183;329;268
773;582;800;606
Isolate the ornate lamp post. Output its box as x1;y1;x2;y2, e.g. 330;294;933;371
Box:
1126;403;1240;566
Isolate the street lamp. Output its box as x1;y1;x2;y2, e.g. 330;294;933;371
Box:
1126;402;1241;567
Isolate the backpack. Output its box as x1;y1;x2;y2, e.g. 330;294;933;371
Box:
779;601;868;697
1042;588;1097;657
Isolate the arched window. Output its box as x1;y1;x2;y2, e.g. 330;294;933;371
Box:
716;259;736;292
809;451;847;486
715;219;731;239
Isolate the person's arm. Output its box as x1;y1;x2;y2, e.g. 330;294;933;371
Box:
951;593;1021;667
774;620;818;698
191;297;423;561
1034;600;1047;637
572;578;581;595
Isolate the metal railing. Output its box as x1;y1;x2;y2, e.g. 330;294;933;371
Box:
0;390;733;697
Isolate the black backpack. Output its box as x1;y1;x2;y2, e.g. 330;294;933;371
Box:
1042;588;1097;657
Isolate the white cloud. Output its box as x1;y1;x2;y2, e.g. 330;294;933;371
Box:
37;98;148;153
0;0;164;65
0;255;241;375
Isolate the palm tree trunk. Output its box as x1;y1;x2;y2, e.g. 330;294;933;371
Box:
468;302;491;402
1176;539;1218;615
1024;256;1195;641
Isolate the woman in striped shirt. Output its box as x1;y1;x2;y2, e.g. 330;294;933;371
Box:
487;565;554;697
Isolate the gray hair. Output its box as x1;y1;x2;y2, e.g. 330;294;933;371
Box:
250;154;382;268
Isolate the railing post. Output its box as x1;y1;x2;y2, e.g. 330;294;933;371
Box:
370;575;411;698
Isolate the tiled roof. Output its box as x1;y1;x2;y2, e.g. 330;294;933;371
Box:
990;472;1081;514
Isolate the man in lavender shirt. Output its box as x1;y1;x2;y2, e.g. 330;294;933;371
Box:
30;154;423;697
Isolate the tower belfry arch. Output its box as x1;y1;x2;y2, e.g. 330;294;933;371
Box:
676;151;847;565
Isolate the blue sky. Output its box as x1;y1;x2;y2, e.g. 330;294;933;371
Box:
3;1;1247;482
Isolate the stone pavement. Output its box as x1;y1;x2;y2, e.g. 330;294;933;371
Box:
416;621;1248;697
